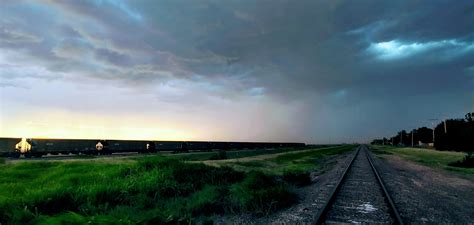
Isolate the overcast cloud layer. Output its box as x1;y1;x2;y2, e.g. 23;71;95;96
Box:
1;0;473;143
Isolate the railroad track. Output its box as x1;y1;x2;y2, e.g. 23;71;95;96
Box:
314;145;403;225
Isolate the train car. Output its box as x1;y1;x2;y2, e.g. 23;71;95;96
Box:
30;139;100;156
186;141;211;151
269;142;281;148
0;138;22;157
106;140;150;153
240;142;254;149
227;142;243;150
209;142;230;150
1;136;306;158
154;141;185;152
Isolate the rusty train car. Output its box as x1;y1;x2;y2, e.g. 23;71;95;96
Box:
0;137;305;158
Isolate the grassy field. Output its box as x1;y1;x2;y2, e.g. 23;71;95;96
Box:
200;145;356;175
370;145;474;175
161;145;332;161
163;147;303;161
0;145;352;224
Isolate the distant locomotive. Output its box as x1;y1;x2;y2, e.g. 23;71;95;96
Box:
0;137;305;158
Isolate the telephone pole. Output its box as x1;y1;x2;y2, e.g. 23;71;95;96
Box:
400;131;403;146
444;119;447;133
428;119;438;146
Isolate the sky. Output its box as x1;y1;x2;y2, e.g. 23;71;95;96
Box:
0;0;473;143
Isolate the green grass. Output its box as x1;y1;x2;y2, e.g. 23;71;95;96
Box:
370;145;474;175
282;171;311;187
0;156;295;224
165;147;313;161
229;171;296;216
202;145;356;176
0;145;354;224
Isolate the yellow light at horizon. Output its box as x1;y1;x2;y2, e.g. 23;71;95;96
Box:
3;124;196;141
0;115;197;141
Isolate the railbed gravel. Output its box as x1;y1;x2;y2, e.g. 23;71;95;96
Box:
324;147;393;224
370;151;474;224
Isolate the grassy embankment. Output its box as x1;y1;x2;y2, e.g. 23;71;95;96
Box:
370;145;474;175
0;145;354;224
160;145;333;161
200;145;356;175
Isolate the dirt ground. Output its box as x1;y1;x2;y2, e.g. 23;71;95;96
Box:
372;154;474;224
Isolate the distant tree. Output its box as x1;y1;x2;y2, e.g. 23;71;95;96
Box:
371;139;384;145
390;135;398;145
390;130;408;146
400;130;409;146
462;116;474;157
372;112;472;153
434;119;473;152
405;130;417;146
416;127;433;144
391;133;400;146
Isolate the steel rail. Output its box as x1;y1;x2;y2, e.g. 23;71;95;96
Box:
366;147;404;225
313;146;361;225
313;145;404;225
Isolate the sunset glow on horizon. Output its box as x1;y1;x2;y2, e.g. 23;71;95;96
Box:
0;107;201;141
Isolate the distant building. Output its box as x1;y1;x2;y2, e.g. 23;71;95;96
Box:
418;141;433;148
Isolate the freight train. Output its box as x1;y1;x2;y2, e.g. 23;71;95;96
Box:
0;137;305;158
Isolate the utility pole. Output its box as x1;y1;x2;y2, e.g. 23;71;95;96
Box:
444;119;447;133
400;131;403;146
428;119;438;146
411;129;414;147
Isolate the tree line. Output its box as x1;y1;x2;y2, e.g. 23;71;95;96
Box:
371;112;474;153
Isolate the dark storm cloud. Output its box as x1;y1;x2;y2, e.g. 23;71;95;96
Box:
1;0;473;141
129;0;473;101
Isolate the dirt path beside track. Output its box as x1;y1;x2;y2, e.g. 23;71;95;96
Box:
372;154;474;224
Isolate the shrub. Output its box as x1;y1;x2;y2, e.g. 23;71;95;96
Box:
89;184;125;206
172;164;244;192
136;156;180;170
283;171;312;187
209;150;227;160
186;185;226;216
0;199;32;225
449;153;474;168
6;208;36;225
230;171;296;215
33;212;134;225
29;188;83;215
